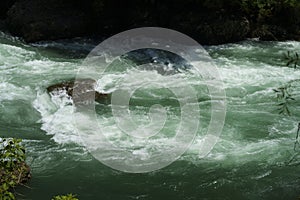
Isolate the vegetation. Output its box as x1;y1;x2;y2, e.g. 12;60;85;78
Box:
0;138;30;200
275;52;300;151
274;51;300;116
195;0;300;39
284;51;300;69
0;138;79;200
240;0;299;22
194;0;300;19
273;84;295;116
294;123;300;151
52;194;79;200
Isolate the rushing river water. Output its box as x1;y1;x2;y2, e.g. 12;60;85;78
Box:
0;31;300;200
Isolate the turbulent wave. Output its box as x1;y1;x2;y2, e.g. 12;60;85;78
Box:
28;39;300;166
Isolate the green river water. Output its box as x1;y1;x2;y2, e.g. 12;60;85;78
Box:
0;31;300;200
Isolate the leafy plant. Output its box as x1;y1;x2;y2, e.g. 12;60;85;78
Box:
294;123;300;151
284;51;299;69
0;138;30;200
52;194;79;200
275;51;300;152
273;51;300;115
273;84;295;115
240;0;300;26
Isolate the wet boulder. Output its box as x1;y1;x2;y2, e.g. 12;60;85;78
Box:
46;79;109;103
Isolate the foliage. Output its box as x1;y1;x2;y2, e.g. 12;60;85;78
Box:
0;138;76;200
273;84;295;116
191;0;299;28
52;194;79;200
273;51;300;115
240;0;299;22
0;138;29;200
273;51;300;153
284;51;300;69
294;123;300;151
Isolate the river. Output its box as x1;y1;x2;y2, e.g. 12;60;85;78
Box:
0;31;300;200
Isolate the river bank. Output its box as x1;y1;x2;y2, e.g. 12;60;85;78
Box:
0;0;299;44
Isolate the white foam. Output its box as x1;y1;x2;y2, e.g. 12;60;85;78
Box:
0;82;33;101
33;90;82;144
